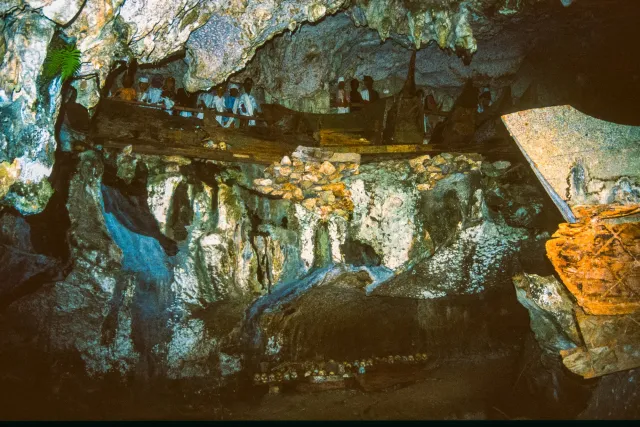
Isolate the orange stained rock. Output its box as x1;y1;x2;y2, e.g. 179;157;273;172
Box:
546;204;640;315
321;182;348;198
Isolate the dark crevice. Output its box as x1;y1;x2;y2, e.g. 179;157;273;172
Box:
101;161;178;256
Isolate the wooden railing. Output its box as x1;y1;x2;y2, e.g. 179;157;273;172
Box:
107;97;268;122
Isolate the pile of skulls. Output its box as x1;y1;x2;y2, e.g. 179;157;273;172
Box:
408;153;482;192
253;152;359;220
253;353;430;385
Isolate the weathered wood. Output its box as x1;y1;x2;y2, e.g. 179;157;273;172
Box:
318;129;373;146
107;97;268;121
546;204;640;316
262;99;388;145
561;307;640;378
99;138;298;165
91;98;517;165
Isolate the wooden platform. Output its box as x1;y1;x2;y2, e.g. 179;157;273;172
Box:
90;98;518;165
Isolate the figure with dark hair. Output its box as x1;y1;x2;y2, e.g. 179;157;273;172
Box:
176;87;196;118
212;86;230;126
225;83;240;127
349;78;363;106
422;90;443;140
141;75;164;104
233;78;261;126
137;76;150;102
361;76;379;103
162;77;176;101
114;74;137;101
477;88;492;114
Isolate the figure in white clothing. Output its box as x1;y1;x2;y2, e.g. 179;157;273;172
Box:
136;77;150;102
198;90;215;109
225;84;241;128
140;75;175;112
212;86;229;126
362;76;379;103
336;77;349;114
141;75;164;104
233;78;261;126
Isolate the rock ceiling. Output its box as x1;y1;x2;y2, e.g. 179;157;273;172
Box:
0;0;638;213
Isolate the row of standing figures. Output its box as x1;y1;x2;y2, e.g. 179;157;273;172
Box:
112;74;263;127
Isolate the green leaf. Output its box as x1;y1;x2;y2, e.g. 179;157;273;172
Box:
43;45;82;82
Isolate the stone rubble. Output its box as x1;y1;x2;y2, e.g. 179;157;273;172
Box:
253;148;360;220
253;149;490;222
408;153;483;192
253;353;430;385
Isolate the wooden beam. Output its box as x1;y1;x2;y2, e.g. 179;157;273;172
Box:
107;97;268;121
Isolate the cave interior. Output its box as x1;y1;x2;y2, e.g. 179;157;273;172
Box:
0;0;639;420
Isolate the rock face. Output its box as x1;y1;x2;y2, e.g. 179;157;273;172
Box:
579;368;640;420
502;105;640;223
0;147;554;391
1;0;349;212
515;270;640;378
514;271;640;418
240;11;529;113
2;0;636;212
0;11;57;214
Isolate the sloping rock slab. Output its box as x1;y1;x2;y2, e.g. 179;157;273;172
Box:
502;105;640;223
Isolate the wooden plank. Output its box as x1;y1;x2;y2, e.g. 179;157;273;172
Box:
546;204;640;316
99;140;286;165
318;129;373;146
107;97;268;121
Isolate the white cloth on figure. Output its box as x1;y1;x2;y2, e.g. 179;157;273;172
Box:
196;92;215;120
360;88;370;102
142;87;163;104
162;97;175;115
234;93;261;126
213;95;228;126
336;88;349;114
198;92;215;109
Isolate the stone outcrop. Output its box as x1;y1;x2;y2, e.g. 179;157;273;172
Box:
0;146;552;386
502;105;640;223
239;11;529;113
505;105;640;384
515;268;640;381
3;0;622;213
0;11;57;214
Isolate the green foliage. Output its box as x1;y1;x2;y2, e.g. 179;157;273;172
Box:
42;45;81;82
